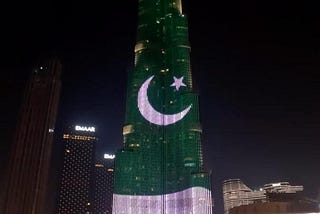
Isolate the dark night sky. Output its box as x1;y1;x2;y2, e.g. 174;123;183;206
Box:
1;0;320;213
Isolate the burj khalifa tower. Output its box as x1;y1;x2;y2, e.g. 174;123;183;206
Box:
113;0;213;213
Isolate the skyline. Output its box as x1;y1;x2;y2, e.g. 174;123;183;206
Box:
1;0;320;213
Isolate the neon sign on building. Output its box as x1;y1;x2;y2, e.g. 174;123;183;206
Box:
75;125;95;132
104;154;115;159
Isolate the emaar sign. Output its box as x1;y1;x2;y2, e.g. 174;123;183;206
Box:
104;154;115;159
75;125;95;132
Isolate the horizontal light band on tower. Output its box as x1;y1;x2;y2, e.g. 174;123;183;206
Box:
113;187;212;214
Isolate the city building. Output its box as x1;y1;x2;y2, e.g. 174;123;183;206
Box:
229;197;319;214
0;58;62;214
113;0;213;213
263;181;303;194
223;179;266;214
56;125;97;214
223;179;310;214
92;153;115;214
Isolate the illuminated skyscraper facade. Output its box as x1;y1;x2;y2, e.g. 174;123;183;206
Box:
1;58;62;214
113;0;213;213
56;125;97;214
92;154;115;213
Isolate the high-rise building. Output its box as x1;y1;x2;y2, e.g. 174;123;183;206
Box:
113;0;213;213
223;179;305;214
56;125;97;214
1;58;62;214
92;153;115;213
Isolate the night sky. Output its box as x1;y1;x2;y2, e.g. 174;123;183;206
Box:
1;0;320;213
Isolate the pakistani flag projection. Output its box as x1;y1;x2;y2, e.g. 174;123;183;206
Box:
113;0;213;213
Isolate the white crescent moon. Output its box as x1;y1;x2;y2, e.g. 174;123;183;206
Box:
137;75;192;126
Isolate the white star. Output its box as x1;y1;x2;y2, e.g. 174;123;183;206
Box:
170;76;186;91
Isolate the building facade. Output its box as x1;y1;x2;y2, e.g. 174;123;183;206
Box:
229;200;319;214
223;179;266;214
263;182;303;194
56;125;97;214
92;153;115;214
1;59;62;214
113;0;213;213
223;179;306;214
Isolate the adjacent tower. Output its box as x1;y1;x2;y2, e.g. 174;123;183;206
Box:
56;125;97;214
1;58;62;214
92;153;115;213
113;0;213;213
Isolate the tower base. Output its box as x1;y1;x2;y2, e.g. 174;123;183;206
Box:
113;187;212;214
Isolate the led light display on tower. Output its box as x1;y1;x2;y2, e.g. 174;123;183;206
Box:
113;0;213;213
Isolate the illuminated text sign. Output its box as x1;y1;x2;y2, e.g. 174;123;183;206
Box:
104;154;115;159
75;125;95;132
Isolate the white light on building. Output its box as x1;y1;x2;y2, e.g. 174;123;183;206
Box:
104;154;115;159
75;125;95;132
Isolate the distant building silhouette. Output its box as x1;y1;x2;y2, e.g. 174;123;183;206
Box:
56;125;97;214
223;179;305;214
1;58;62;214
92;153;115;213
229;197;319;214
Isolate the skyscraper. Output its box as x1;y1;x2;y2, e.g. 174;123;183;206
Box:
113;0;213;213
56;125;97;214
92;153;115;213
1;58;62;214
